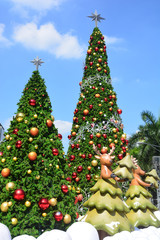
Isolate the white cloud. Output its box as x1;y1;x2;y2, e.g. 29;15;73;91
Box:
10;0;64;11
54;120;72;134
104;35;123;45
13;22;84;59
0;24;12;47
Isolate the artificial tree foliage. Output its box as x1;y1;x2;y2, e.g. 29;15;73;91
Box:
65;27;128;205
0;71;76;238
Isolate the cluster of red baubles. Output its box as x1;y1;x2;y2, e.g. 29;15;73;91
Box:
13;128;19;135
38;198;50;210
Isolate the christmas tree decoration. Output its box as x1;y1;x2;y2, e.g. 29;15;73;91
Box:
13;189;25;201
1;168;10;177
46;119;53;127
0;69;76;237
30;127;39;136
1;202;9;212
125;157;160;228
6;182;15;191
54;211;63;221
38;198;49;210
61;185;69;194
64;214;71;224
28;152;37;161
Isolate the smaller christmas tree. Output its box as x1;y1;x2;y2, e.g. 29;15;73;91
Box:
113;154;136;180
83;146;133;239
145;169;160;188
125;157;160;228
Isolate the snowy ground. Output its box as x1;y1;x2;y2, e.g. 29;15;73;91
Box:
1;211;160;240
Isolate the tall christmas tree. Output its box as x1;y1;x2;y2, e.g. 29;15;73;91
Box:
0;58;76;238
65;11;128;202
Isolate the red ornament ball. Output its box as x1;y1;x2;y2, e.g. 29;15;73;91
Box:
71;144;75;149
86;174;91;181
88;153;92;158
81;154;86;159
76;144;80;148
89;105;93;109
52;148;59;156
13;129;19;135
90;134;93;139
68;135;72;139
122;146;126;152
46;120;53;127
38;198;49;210
58;133;62;139
76;212;79;219
103;133;107;139
66;177;71;182
89;62;93;66
117;109;122;114
29;99;36;106
82;116;86;121
70;155;75;161
118;154;123;160
104;98;108;102
0;152;3;156
84;66;87;70
121;138;126;143
16;140;22;148
13;189;25;201
95;47;98;51
77;166;83;172
97;143;101;148
54;211;63;221
72;172;77;179
61;185;68;194
126;140;129;145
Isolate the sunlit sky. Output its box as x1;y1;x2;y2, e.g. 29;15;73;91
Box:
0;0;160;152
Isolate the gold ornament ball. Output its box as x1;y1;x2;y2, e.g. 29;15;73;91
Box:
112;128;117;133
49;198;57;206
96;63;100;67
27;169;32;174
28;152;37;161
109;138;112;142
8;201;12;207
99;111;103;115
51;115;55;121
50;139;53;142
75;125;79;129
92;160;98;167
68;185;72;190
45;168;47;170
35;144;38;149
114;140;118;144
42;213;47;217
94;175;100;181
10;137;13;140
25;201;31;207
36;175;40;180
95;93;100;98
72;186;75;191
5;135;10;140
34;114;38;118
95;87;98;90
1;158;6;163
98;104;102;107
6;182;15;191
93;52;96;55
11;218;18;225
89;140;94;145
1;202;9;212
1;168;10;177
49;163;52;167
29;137;33;142
7;145;11;150
24;120;28;124
72;132;76;136
122;133;127;139
13;157;17;161
76;187;81;193
26;129;30;133
64;214;71;224
16;112;25;122
114;134;118;138
56;165;59;169
96;133;101;138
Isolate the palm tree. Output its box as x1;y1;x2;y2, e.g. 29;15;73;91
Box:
128;111;160;171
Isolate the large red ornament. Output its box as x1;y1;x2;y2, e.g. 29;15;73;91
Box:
38;198;49;210
117;109;122;114
86;174;91;181
81;154;86;159
1;168;10;177
29;99;36;106
13;189;25;201
61;185;68;194
72;172;77;179
54;211;63;221
28;152;37;161
13;129;19;135
77;166;83;172
30;127;39;136
52;148;59;156
58;133;62;139
83;109;89;115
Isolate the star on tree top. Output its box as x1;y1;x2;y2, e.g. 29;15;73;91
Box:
88;10;105;27
30;57;44;70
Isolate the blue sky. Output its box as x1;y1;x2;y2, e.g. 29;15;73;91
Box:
0;0;160;152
